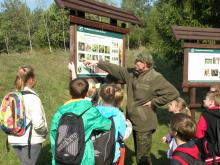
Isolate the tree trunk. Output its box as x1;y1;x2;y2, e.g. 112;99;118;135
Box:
44;14;52;53
4;36;9;54
62;15;66;52
25;0;33;52
127;35;130;51
27;22;33;52
139;30;142;47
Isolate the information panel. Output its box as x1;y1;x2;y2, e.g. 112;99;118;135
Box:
188;48;220;82
76;26;123;77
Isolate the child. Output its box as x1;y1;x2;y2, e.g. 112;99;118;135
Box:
8;66;48;165
114;86;132;140
195;91;220;164
162;97;191;158
96;84;132;164
170;113;201;165
50;78;111;165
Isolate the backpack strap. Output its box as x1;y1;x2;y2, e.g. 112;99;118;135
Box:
21;90;35;159
78;106;91;117
21;90;37;96
173;151;195;165
63;106;91;118
27;122;33;159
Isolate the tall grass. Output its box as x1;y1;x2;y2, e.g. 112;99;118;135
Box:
0;49;202;165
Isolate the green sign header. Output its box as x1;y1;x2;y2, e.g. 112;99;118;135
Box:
189;48;220;54
77;26;123;39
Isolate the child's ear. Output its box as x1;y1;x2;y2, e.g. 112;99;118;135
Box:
209;100;215;107
170;130;177;137
173;131;177;137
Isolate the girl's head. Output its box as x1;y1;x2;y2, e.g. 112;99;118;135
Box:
203;91;220;108
168;97;191;116
14;66;35;90
170;113;196;142
86;79;97;98
99;84;117;106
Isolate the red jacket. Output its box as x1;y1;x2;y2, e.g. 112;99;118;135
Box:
171;140;199;165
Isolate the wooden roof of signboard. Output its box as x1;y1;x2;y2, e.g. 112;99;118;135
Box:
172;25;220;41
55;0;141;26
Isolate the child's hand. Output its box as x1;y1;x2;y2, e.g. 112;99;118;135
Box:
161;136;167;143
68;62;75;71
125;119;132;127
83;60;98;67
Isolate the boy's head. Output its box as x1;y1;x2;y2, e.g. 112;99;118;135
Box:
69;78;89;99
170;113;196;142
168;97;191;116
203;91;220;108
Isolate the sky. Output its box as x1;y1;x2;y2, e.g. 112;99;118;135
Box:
0;0;122;10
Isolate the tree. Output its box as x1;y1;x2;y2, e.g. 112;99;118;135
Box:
0;0;30;53
147;0;203;67
23;0;33;52
35;0;52;53
122;0;151;49
46;4;69;51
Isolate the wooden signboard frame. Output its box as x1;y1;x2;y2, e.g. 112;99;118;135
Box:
55;0;141;81
172;25;220;117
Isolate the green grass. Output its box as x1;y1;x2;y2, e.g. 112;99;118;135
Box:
0;49;203;165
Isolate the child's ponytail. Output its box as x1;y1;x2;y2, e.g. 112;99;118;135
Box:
14;66;35;90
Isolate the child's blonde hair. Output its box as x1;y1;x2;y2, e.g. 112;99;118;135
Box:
14;66;35;90
170;97;191;116
115;86;124;108
210;84;220;92
86;79;97;98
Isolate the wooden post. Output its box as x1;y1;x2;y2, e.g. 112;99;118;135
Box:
69;24;77;62
189;87;196;119
69;24;77;80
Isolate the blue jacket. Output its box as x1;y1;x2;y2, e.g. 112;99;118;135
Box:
96;105;126;163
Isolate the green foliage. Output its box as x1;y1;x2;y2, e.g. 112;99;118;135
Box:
122;0;151;48
146;0;220;67
0;1;70;53
0;0;30;53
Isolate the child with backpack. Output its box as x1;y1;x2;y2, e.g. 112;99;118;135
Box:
170;113;204;165
5;66;48;164
50;78;111;165
95;84;129;165
162;97;191;158
195;91;220;164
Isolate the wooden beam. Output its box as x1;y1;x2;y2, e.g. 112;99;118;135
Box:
172;25;220;41
175;35;220;41
173;25;220;33
183;43;220;49
69;15;129;34
55;0;141;26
